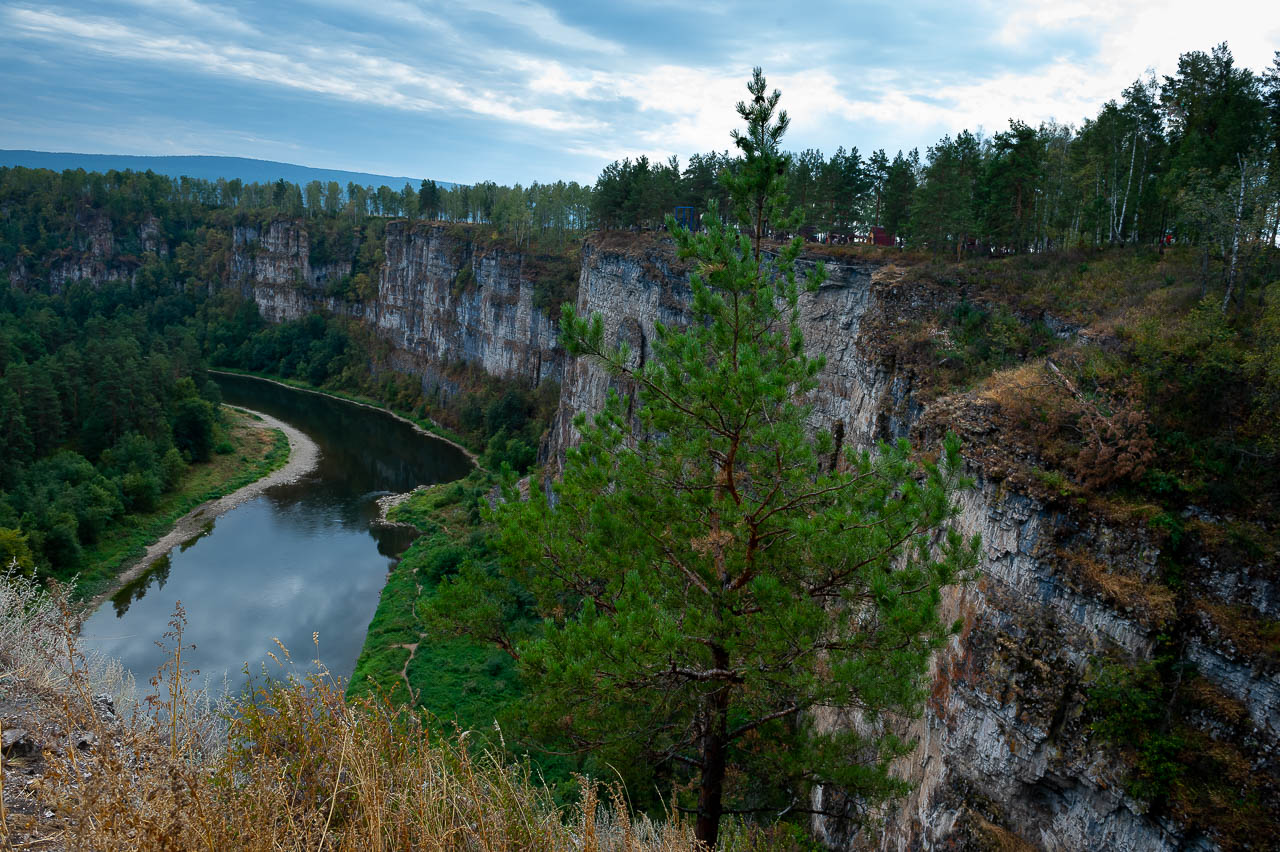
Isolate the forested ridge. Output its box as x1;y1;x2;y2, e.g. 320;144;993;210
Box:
0;283;223;581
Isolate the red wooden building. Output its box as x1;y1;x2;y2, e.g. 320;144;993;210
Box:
868;226;896;246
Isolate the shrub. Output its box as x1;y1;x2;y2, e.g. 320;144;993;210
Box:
172;397;217;462
1087;659;1186;805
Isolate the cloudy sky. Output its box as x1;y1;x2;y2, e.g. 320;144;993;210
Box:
1;0;1277;185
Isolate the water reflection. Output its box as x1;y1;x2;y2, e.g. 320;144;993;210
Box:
81;373;471;694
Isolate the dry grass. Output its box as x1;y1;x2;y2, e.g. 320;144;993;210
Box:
1182;678;1251;728
1057;548;1176;627
972;814;1037;852
976;352;1155;494
0;572;707;851
1192;598;1280;666
0;569;136;709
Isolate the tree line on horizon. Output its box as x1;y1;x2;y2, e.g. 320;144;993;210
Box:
597;45;1279;279
3;42;1277;276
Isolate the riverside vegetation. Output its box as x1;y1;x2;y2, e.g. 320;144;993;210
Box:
0;43;1278;850
0;284;292;598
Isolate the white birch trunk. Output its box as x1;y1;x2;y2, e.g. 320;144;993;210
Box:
1223;153;1246;312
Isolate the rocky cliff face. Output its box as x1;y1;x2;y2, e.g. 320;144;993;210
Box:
230;219;350;305
12;211;562;395
367;222;560;387
545;232;1278;852
42;211;169;292
227;219;561;389
545;234;898;470
226;219;356;329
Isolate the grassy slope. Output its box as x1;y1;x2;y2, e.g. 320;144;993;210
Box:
347;473;519;734
73;407;289;601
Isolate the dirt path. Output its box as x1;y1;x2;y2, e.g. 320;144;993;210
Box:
394;641;420;703
83;406;320;614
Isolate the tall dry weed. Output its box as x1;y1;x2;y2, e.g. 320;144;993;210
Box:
1;571;712;851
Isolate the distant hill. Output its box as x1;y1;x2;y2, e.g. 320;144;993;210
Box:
0;150;457;190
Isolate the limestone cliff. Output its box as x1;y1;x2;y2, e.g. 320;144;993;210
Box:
545;233;899;471
229;219;561;389
41;211;169;292
543;232;1278;852
230;218;350;302
10;211;562;394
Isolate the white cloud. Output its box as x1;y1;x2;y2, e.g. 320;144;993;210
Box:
5;0;1278;182
589;0;1280;163
297;0;463;44
121;0;257;36
4;7;602;133
462;0;621;55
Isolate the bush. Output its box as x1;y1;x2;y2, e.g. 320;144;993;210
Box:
120;470;162;512
171;397;216;462
0;527;35;574
1088;660;1186;804
483;429;538;474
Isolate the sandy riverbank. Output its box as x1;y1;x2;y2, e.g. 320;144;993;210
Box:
208;369;481;465
83;406;320;613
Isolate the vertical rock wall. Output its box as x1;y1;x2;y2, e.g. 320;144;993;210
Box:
44;211;165;292
544;234;893;471
228;219;562;389
12;212;563;391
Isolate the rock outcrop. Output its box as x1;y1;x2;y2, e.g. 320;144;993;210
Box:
228;219;561;389
230;219;350;305
45;211;166;292
367;222;560;387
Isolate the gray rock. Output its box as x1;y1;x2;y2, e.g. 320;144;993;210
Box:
2;727;40;760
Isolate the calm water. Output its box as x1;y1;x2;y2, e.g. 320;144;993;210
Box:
80;373;472;694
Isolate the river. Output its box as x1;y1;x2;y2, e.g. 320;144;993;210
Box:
79;373;473;696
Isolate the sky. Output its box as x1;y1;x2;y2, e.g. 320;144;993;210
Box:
1;1;1277;186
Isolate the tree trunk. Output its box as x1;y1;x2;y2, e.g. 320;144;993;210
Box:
1131;147;1148;245
1223;154;1246;312
1272;198;1279;248
1117;131;1137;243
1158;203;1168;256
695;648;731;850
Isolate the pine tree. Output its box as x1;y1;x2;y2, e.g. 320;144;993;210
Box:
486;69;978;848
